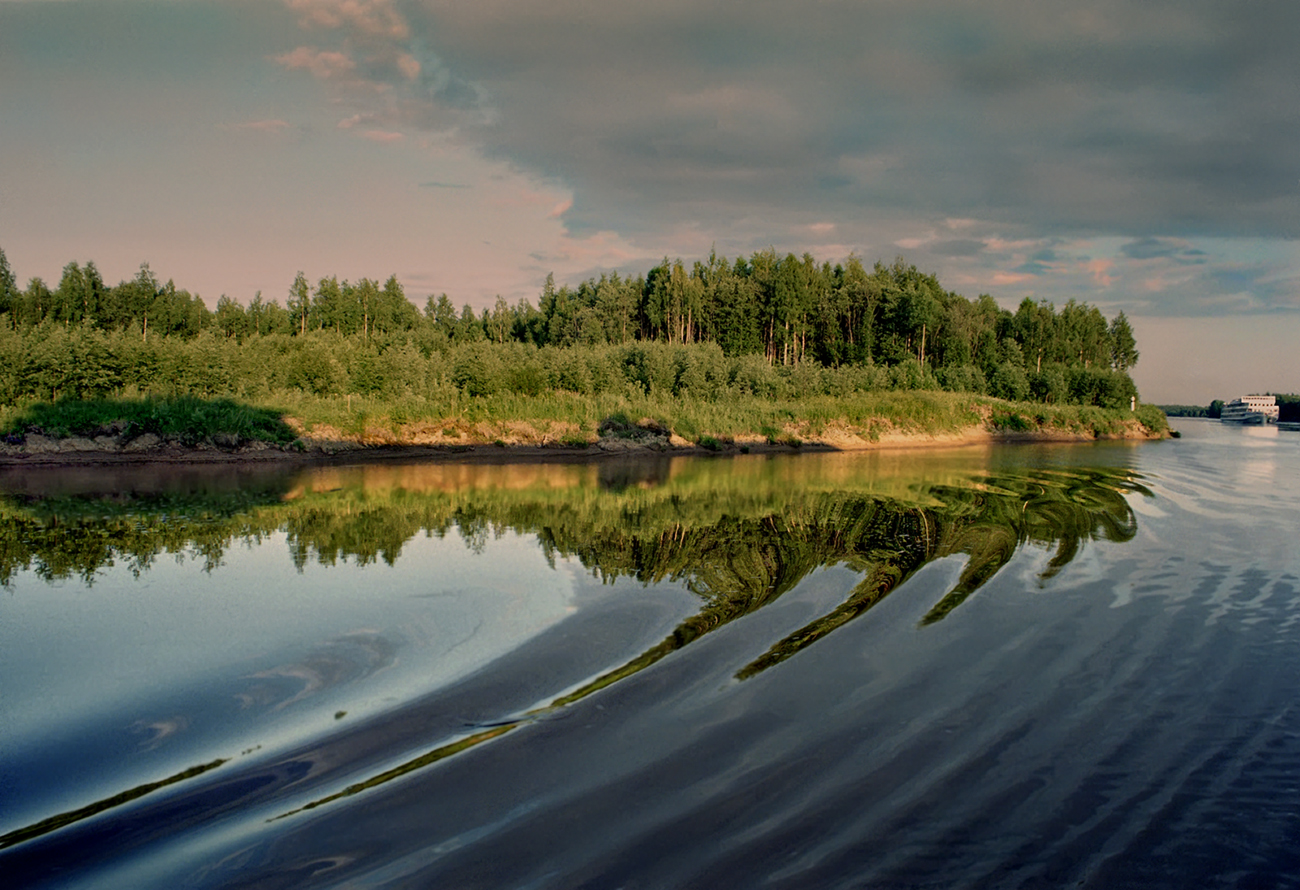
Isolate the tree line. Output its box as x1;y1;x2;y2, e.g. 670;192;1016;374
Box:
0;246;1141;408
1160;396;1300;422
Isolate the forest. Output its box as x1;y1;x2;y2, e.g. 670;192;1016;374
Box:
0;246;1140;410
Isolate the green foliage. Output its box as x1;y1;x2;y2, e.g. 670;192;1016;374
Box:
990;362;1030;402
991;409;1032;432
1273;394;1300;423
1158;404;1210;417
2;396;297;445
0;245;1150;415
1109;311;1139;371
1134;404;1169;434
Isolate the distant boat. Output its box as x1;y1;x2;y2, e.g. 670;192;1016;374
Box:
1221;395;1280;425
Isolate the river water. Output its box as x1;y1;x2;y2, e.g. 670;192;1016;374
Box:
2;419;1299;889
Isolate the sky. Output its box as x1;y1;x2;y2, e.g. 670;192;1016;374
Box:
1;0;1297;404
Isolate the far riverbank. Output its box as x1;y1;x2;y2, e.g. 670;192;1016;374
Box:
0;390;1169;467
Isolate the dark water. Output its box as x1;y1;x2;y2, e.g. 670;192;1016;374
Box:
3;420;1299;889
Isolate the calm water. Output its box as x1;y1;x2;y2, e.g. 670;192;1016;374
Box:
2;420;1299;889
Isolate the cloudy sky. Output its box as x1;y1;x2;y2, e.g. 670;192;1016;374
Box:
2;0;1297;403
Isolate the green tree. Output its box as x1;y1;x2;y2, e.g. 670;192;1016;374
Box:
373;275;417;334
425;293;457;337
288;272;311;335
312;276;351;334
20;278;53;327
453;303;485;342
1012;298;1055;373
1109;311;1139;371
247;292;292;336
0;247;16;325
215;295;250;340
485;295;512;344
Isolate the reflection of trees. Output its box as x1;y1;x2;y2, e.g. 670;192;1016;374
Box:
0;462;1148;835
2;464;1145;674
266;465;1147;822
530;469;1145;683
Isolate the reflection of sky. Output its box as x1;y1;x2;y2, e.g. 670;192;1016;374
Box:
0;530;576;810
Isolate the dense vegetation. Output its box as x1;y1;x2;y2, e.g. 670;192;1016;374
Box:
1158;404;1214;418
0;246;1142;414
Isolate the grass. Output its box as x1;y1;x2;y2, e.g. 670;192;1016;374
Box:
0;389;1166;452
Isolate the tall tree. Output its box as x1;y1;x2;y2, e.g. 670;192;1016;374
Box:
1109;311;1139;371
0;247;16;325
288;272;311;335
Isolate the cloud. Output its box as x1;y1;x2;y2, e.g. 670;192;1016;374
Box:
272;0;1300;318
360;129;403;142
931;239;987;258
1120;237;1209;264
275;45;355;79
395;52;420;80
285;0;408;38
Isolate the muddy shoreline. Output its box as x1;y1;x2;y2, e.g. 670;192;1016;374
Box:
0;424;1165;469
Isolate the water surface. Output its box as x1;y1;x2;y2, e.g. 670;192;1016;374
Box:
3;421;1299;888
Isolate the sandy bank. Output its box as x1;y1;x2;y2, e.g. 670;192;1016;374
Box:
0;419;1165;468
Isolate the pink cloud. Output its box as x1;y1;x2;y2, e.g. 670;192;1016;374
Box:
396;53;421;81
284;0;409;38
984;236;1040;252
361;129;404;143
1083;258;1115;288
991;271;1036;286
275;46;356;79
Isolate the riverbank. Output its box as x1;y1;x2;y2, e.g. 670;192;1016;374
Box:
0;391;1168;466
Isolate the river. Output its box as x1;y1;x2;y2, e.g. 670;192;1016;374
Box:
2;418;1298;888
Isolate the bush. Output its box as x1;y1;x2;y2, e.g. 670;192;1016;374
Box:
989;362;1030;402
888;359;939;391
1135;403;1168;434
287;338;344;395
1029;364;1068;404
991;409;1032;432
729;353;781;398
937;364;986;395
451;344;505;397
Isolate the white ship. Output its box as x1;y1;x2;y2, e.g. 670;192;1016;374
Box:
1220;394;1279;425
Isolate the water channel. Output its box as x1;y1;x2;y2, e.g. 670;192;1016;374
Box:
2;418;1298;888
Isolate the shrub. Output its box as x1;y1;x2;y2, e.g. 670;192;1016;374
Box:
989;362;1030;402
287;339;344;395
1135;403;1169;434
937;364;987;395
